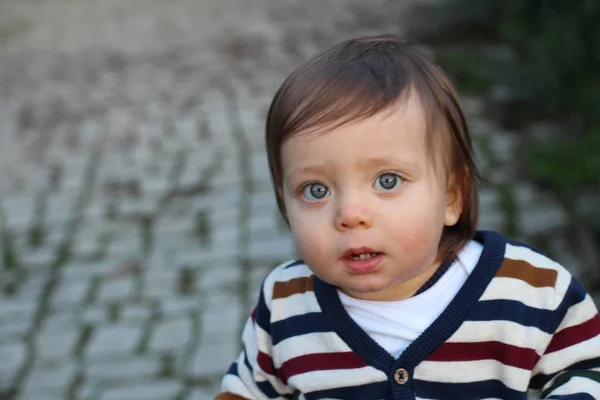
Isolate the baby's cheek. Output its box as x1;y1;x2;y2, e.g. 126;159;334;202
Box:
390;213;440;252
289;214;329;261
291;220;323;252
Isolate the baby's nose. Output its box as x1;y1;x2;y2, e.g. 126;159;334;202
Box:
334;201;373;231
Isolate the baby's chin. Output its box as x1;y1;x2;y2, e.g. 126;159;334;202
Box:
336;280;397;297
336;276;419;301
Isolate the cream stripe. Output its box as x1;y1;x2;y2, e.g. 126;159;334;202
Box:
416;359;530;391
504;244;571;299
273;331;352;368
448;320;550;354
255;323;273;358
554;295;598;332
235;351;292;397
544;375;600;397
288;366;387;393
536;334;600;374
271;290;321;322
263;261;312;305
504;244;562;271
221;370;258;399
481;277;556;310
273;262;313;282
241;318;273;362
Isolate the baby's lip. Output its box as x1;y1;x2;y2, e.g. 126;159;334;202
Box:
341;247;381;259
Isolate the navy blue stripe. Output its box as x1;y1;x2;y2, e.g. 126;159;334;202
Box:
559;275;589;309
243;346;252;371
304;380;388;400
227;361;238;376
257;381;289;399
506;238;545;255
242;347;286;399
414;378;525;399
284;260;305;269
468;299;559;333
530;356;600;390
548;395;595;400
255;285;271;333
271;312;330;345
468;276;587;333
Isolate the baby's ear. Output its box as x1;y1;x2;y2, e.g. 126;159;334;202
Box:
444;173;463;227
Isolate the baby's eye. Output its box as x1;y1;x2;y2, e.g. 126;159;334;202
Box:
301;183;330;201
374;173;402;191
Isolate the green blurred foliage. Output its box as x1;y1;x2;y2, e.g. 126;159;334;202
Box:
409;0;600;279
420;0;600;192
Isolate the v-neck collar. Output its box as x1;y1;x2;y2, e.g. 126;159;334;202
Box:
314;230;507;373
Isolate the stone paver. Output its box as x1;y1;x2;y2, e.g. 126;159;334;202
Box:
0;0;595;399
36;328;78;360
97;381;182;400
21;362;76;394
0;342;26;390
86;325;143;359
149;317;193;353
85;357;158;383
189;341;239;378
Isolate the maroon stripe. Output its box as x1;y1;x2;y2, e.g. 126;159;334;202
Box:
257;351;276;376
546;314;600;354
427;341;540;370
215;393;251;400
280;352;368;383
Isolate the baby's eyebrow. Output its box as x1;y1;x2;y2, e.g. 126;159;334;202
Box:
357;157;418;171
285;165;327;181
285;158;419;181
358;157;397;168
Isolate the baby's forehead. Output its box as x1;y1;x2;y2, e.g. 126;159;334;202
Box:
281;105;451;175
286;92;428;139
285;95;447;149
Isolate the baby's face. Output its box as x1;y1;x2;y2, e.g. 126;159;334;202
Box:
281;96;461;301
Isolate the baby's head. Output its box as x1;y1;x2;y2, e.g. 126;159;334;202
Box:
265;34;479;300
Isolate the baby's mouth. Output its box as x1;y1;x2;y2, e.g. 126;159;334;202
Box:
342;247;382;261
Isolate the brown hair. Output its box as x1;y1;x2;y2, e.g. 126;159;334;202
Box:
265;34;479;264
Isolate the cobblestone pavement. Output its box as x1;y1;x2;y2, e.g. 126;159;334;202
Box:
0;1;594;399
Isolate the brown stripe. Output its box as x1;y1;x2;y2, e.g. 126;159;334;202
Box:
496;258;558;288
214;393;251;400
272;276;315;300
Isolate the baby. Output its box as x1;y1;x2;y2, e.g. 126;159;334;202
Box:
215;34;600;399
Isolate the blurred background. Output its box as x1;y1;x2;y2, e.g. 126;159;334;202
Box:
0;0;598;399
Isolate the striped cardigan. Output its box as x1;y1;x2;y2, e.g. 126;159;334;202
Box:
217;231;600;399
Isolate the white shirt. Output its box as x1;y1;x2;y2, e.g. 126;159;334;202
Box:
338;240;484;358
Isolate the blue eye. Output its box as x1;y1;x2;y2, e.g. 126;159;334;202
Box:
302;183;329;201
374;173;402;191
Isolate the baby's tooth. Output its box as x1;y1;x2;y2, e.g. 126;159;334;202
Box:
350;252;379;261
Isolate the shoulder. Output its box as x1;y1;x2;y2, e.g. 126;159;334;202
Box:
501;239;573;290
475;233;597;342
490;235;587;311
260;260;315;307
